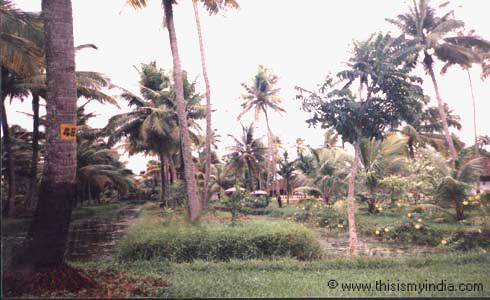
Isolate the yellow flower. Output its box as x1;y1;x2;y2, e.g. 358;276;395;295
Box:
475;195;481;200
375;230;380;235
378;207;383;212
415;224;421;229
478;229;483;234
468;196;474;201
417;218;423;223
463;201;469;206
384;228;390;233
407;213;412;218
337;224;343;228
441;239;447;245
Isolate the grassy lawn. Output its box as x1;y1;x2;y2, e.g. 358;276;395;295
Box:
75;251;490;297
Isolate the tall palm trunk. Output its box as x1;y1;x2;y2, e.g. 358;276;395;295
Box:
25;94;40;209
158;152;167;206
13;0;78;269
169;157;177;184
192;0;212;207
264;111;274;193
427;64;458;167
163;0;200;221
346;142;360;255
1;96;16;216
467;69;478;157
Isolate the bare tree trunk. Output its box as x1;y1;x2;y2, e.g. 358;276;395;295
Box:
264;111;274;194
346;142;360;256
467;69;478;157
428;66;457;167
193;0;212;207
13;0;78;270
1;96;16;216
158;152;167;207
25;94;40;209
163;0;200;221
286;178;290;205
169;157;177;184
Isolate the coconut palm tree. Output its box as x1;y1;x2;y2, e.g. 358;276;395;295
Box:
1;1;43;215
386;0;490;167
127;0;201;220
76;125;135;206
402;104;463;159
296;146;351;205
438;31;490;156
357;135;408;213
277;151;296;205
192;0;239;206
238;65;285;194
105;63;204;208
225;123;265;190
13;0;78;270
436;152;484;220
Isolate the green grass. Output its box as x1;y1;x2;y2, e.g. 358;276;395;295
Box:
117;219;323;262
75;251;490;297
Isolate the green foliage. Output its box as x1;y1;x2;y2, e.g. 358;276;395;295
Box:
292;198;345;228
380;175;409;204
167;180;187;207
445;230;490;251
242;195;270;209
296;33;425;144
117;220;322;262
220;186;244;221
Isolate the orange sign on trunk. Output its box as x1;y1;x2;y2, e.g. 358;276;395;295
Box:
60;124;77;140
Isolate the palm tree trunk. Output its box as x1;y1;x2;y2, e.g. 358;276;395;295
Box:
346;142;360;256
13;0;78;269
467;69;478;157
264;110;274;193
25;94;40;209
163;0;200;221
193;0;212;207
158;152;167;207
454;196;465;221
427;66;458;167
286;178;290;205
1;96;16;216
169;157;177;184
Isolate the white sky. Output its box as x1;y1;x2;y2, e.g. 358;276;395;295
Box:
8;0;490;174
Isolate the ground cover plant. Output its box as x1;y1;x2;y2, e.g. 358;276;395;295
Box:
117;204;322;262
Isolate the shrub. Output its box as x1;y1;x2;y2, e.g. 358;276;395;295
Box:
242;195;271;209
117;220;322;262
293;198;345;228
445;229;490;251
375;212;442;246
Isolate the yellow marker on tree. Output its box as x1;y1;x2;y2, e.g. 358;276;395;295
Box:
60;124;77;140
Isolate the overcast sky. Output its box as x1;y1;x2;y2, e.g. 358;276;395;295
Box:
8;0;490;174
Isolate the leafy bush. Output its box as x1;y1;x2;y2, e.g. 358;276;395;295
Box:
220;187;243;221
242;195;271;209
117;220;322;262
445;229;490;250
374;212;442;246
293;198;345;228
